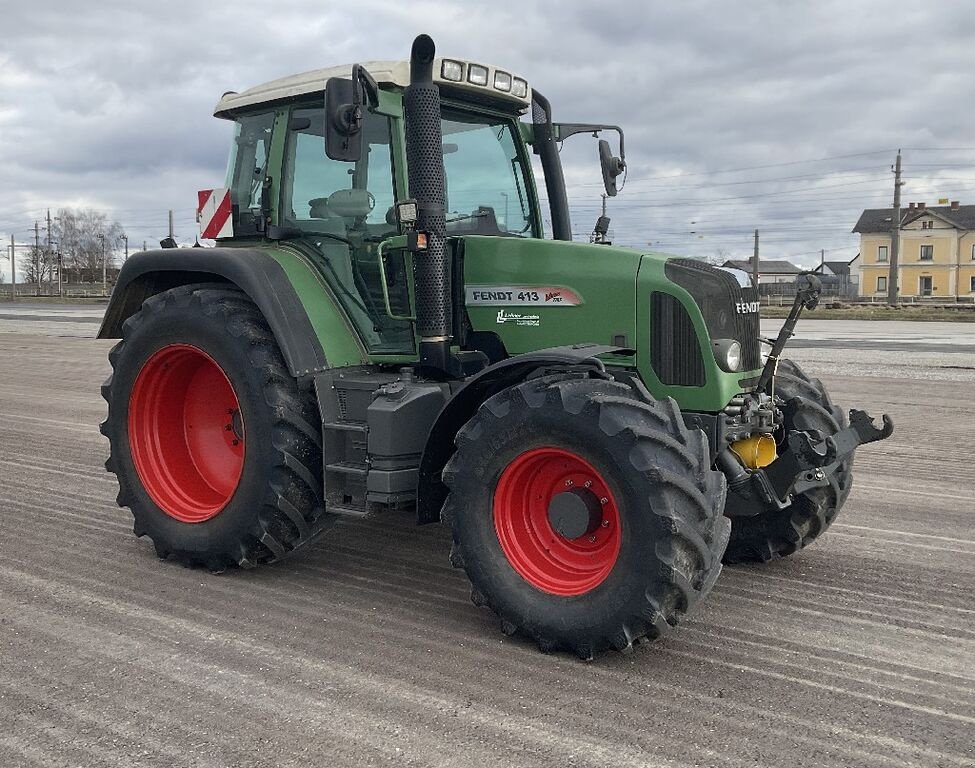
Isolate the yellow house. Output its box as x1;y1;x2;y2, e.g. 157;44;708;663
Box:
853;201;975;299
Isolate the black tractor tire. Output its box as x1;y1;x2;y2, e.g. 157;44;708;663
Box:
723;359;853;564
442;375;730;658
101;284;332;570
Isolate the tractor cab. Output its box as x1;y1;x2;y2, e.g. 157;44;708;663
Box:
211;57;619;359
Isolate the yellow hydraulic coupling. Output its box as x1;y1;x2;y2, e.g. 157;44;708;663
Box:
729;434;778;470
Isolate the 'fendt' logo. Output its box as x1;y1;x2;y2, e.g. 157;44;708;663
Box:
736;301;760;314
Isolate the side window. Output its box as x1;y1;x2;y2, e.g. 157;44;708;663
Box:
225;112;275;234
283;107;396;236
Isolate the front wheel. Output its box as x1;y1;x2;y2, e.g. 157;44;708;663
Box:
101;284;332;570
442;376;730;658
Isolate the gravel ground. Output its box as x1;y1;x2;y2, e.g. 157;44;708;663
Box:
0;309;972;768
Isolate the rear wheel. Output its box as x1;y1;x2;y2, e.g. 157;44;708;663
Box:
101;284;332;569
442;376;729;658
723;359;853;564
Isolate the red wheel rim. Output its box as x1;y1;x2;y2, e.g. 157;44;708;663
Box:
128;344;244;523
493;447;622;596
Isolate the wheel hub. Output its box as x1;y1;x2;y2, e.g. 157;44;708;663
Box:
547;488;603;540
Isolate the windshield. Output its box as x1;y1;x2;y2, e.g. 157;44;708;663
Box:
441;109;538;237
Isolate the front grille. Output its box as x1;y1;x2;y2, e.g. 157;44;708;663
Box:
664;259;762;371
651;292;705;386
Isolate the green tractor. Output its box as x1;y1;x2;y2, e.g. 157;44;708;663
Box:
99;35;892;658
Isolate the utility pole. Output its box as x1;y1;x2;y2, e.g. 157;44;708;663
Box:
10;234;16;300
752;229;760;289
46;209;53;293
820;249;825;270
142;240;147;252
34;221;41;296
98;234;107;296
121;234;129;262
168;210;174;241
887;150;903;306
601;194;608;218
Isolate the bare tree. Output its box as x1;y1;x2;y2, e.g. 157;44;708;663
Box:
51;208;126;284
18;244;46;285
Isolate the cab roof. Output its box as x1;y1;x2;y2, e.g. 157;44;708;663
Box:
214;58;531;118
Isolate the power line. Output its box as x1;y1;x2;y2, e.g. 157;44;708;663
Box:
568;149;897;186
900;147;975;152
572;166;889;192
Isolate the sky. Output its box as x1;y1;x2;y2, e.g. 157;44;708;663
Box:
3;0;975;280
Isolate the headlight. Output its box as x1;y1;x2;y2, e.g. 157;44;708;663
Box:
512;78;528;98
494;71;512;92
712;339;743;372
441;60;464;82
467;64;489;86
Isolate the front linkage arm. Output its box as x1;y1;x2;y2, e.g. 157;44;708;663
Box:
755;272;822;395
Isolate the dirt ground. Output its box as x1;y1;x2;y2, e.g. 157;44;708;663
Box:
0;311;972;768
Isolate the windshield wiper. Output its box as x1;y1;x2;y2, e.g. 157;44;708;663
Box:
266;225;353;247
446;211;489;224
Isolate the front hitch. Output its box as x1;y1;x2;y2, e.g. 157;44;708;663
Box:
784;405;894;469
723;405;894;516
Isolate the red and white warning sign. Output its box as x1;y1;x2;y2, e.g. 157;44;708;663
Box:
197;188;233;240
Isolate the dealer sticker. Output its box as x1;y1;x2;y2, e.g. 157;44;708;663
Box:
496;310;541;327
466;285;583;306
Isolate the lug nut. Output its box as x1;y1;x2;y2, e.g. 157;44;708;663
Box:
588;535;597;543
584;480;592;488
601;520;610;528
600;497;608;505
565;479;573;486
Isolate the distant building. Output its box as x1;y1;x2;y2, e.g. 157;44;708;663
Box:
813;256;860;297
852;201;975;298
721;259;801;284
820;259;854;278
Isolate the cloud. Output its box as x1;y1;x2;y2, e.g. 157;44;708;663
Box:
2;0;975;281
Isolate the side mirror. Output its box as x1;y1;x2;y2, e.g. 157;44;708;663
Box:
324;77;363;162
599;139;625;197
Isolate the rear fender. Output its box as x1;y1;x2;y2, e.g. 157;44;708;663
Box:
98;247;363;377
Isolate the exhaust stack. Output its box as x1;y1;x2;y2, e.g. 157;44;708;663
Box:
403;34;453;374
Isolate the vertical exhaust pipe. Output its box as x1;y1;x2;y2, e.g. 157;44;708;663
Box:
403;34;453;374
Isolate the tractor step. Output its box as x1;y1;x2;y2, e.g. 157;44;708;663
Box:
325;461;369;476
321;420;369;433
326;503;371;518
